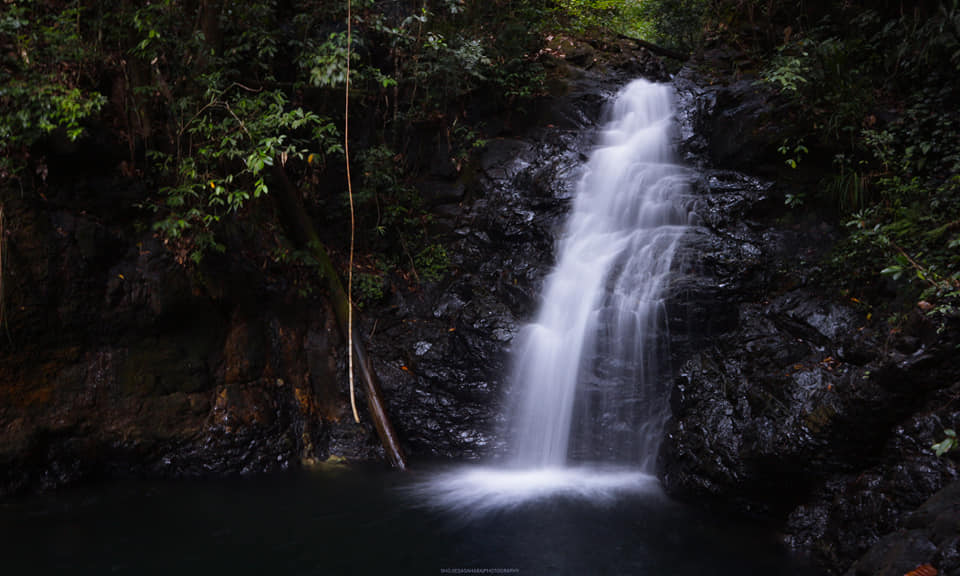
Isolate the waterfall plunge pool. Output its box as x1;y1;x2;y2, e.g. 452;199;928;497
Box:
0;81;817;576
1;466;816;575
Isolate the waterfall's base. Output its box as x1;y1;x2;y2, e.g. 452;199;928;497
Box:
409;465;662;516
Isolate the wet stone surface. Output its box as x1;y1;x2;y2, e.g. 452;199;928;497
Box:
364;75;612;460
659;65;960;575
356;44;671;461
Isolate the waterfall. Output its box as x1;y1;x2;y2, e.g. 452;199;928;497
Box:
414;79;688;511
510;79;687;470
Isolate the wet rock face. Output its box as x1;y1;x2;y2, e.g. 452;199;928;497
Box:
366;47;672;461
0;43;667;493
660;68;960;573
845;479;960;576
0;181;373;495
0;282;360;495
364;75;611;460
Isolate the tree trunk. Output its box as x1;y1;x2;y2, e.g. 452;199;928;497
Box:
271;164;407;470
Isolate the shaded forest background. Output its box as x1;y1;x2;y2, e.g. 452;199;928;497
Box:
1;0;958;355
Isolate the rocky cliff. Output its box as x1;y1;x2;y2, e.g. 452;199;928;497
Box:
660;61;960;575
0;38;665;495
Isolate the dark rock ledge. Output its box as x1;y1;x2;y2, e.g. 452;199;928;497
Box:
660;64;960;575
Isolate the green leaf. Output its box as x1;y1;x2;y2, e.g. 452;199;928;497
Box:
933;437;956;456
246;153;264;175
254;177;268;198
881;265;904;280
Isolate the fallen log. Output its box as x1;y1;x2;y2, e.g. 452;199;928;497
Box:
271;163;408;470
617;34;689;61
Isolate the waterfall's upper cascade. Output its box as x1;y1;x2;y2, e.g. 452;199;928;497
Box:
510;79;688;470
416;79;689;510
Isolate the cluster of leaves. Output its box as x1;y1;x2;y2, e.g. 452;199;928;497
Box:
114;0;344;265
548;0;714;52
147;84;339;263
750;1;960;323
762;4;960;162
550;0;653;39
635;0;710;51
843;176;960;327
296;0;550;281
279;1;552;283
0;1;106;180
3;0;559;296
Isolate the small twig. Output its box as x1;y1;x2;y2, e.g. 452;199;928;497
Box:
178;82;262;139
178;99;220;138
943;219;960;232
892;241;939;289
398;234;420;285
222;102;252;140
228;81;263;94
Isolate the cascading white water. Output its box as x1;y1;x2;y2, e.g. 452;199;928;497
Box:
510;78;687;470
414;79;689;511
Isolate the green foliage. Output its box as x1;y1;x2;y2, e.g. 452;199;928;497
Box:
451;121;490;166
144;77;337;263
304;1;549;283
303;32;355;89
783;192;805;209
489;59;546;113
414;243;449;283
0;84;106;147
2;0;548;291
933;429;957;457
751;2;960;325
298;30;396;91
351;143;443;283
758;3;960;190
356;145;400;208
634;0;707;51
778;138;808;170
351;269;386;308
0;1;106;178
271;241;329;298
760;34;874;149
842;175;960;327
822;153;871;212
551;0;709;50
762;43;811;94
554;0;653;38
777;138;809;208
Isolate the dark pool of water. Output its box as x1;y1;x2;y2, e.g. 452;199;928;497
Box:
0;465;816;575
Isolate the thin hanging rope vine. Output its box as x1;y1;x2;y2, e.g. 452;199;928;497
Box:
345;0;360;423
0;205;5;335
